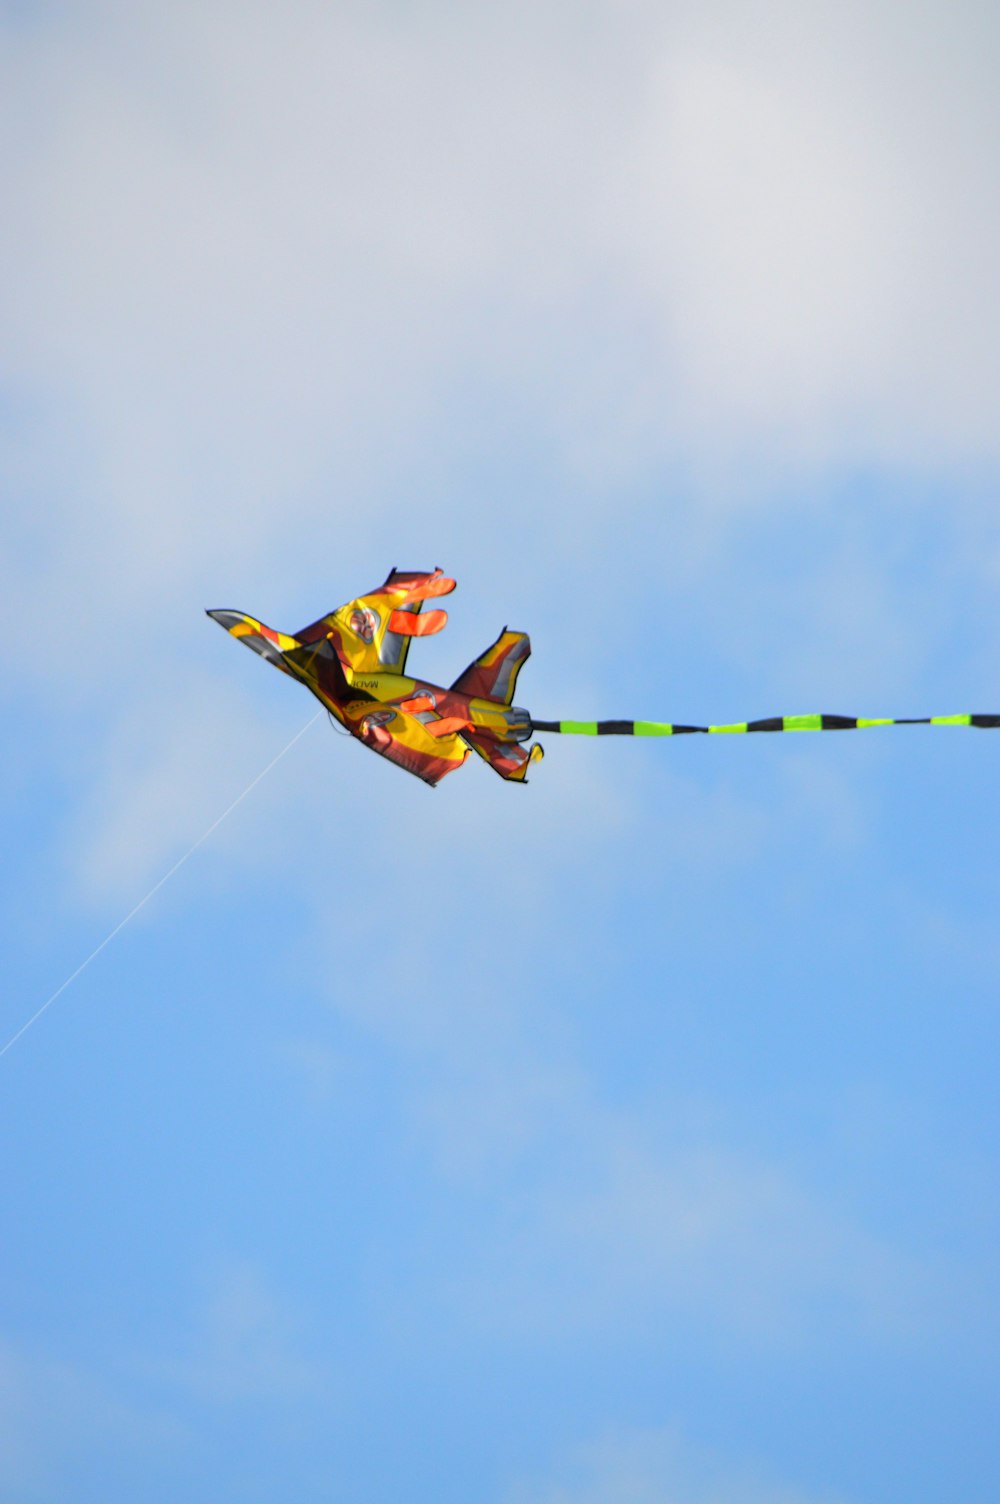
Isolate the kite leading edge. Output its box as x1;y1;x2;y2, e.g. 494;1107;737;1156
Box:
208;569;999;787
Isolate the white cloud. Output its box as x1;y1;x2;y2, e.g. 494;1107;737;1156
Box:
2;0;997;583
616;0;1000;469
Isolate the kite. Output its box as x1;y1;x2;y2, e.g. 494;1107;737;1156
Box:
208;568;999;787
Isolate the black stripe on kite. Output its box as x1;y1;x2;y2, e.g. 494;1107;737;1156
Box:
530;713;1000;737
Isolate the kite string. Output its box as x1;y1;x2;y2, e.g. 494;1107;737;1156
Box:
0;709;323;1061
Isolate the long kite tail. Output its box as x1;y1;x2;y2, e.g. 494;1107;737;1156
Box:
530;713;1000;737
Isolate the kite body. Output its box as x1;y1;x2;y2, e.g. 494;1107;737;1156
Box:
208;569;543;786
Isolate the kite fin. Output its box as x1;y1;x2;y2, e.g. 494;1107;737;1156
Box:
387;608;448;637
461;728;544;782
451;630;532;705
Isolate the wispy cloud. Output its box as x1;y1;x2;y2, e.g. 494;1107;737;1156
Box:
146;1261;328;1405
0;1337;183;1501
437;1117;927;1350
69;676;312;905
505;1424;849;1504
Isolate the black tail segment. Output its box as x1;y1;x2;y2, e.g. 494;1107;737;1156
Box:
531;720;705;734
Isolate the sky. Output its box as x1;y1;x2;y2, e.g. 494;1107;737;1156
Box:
2;2;999;1500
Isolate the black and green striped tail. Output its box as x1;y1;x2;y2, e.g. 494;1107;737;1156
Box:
530;713;1000;737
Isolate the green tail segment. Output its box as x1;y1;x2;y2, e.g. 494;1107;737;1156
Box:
530;713;1000;737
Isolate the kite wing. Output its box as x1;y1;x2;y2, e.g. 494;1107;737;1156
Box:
295;568;456;676
205;610;300;676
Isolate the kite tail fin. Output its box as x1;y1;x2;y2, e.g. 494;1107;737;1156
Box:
461;728;544;782
451;630;532;705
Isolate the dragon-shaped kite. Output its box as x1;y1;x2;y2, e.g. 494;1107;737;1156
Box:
208;568;999;787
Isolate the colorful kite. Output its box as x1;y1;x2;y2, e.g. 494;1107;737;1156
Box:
208;568;999;787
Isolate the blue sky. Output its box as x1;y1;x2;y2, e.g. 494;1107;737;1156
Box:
2;3;999;1501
